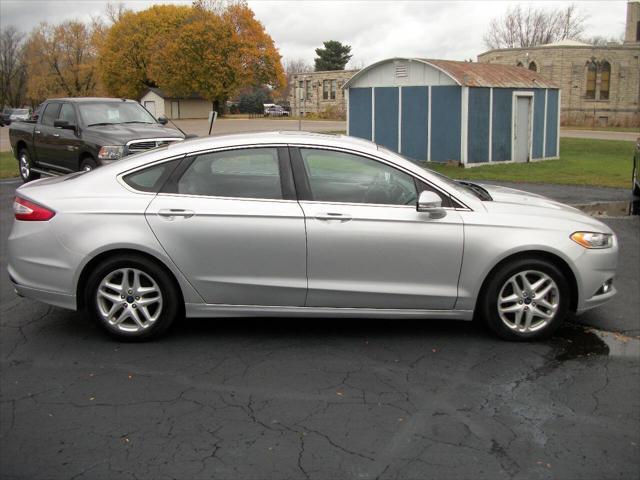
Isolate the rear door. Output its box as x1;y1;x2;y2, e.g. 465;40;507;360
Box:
291;147;464;310
33;102;60;166
145;146;307;306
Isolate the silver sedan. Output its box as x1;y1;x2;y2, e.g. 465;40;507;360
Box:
8;132;618;341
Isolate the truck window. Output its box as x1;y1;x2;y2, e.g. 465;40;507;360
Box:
58;103;76;124
41;103;60;126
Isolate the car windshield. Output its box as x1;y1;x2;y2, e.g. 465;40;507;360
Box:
11;109;29;115
79;102;157;126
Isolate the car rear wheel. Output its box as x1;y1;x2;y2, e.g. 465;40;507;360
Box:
479;258;570;341
86;255;180;341
18;148;40;183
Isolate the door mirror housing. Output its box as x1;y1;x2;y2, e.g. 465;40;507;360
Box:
417;190;446;218
53;119;76;130
157;115;168;125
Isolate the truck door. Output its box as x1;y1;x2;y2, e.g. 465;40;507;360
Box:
50;103;83;172
33;102;60;167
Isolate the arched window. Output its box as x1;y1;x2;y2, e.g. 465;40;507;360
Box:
585;61;597;99
599;61;611;100
516;61;524;67
528;61;537;72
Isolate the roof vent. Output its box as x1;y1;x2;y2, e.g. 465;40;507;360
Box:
395;63;408;78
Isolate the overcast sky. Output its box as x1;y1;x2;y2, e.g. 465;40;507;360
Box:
0;0;629;67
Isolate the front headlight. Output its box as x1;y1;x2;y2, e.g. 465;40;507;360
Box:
570;231;613;249
98;145;124;160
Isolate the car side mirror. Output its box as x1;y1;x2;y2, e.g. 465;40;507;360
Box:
157;115;168;125
54;119;76;130
417;190;446;218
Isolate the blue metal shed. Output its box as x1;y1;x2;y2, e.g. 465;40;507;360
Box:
344;58;560;166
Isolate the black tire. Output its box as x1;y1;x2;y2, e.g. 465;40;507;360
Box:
80;157;97;172
479;258;570;341
85;254;181;341
18;148;40;183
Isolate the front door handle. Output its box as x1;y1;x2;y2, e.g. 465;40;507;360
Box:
35;130;41;134
52;133;60;138
157;209;195;220
315;212;352;222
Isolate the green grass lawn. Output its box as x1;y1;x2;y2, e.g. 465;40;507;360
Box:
425;138;635;189
562;125;640;133
0;151;18;179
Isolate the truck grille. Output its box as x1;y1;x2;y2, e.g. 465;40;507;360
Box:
126;138;182;154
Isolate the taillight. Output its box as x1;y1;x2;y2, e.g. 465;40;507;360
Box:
13;196;56;221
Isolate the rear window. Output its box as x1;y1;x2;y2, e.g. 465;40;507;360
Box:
123;160;180;193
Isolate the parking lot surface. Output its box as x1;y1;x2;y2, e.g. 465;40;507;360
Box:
1;180;638;479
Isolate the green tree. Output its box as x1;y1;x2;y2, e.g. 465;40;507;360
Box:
314;40;352;71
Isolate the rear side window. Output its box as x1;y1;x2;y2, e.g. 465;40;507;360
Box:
123;160;180;193
41;103;60;126
176;148;282;199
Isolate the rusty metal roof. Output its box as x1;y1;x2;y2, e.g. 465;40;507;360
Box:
422;59;558;88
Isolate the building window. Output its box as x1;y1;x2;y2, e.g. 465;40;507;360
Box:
585;61;597;99
599;61;610;100
528;61;537;72
516;61;524;67
322;80;337;100
306;80;312;100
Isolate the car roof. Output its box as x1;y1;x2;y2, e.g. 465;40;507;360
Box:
46;97;138;103
164;131;380;155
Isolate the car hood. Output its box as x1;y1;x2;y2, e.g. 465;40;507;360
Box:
83;123;184;144
477;183;613;232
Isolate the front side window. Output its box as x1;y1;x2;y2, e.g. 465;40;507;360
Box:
300;148;419;206
58;103;76;124
41;103;60;126
177;148;282;200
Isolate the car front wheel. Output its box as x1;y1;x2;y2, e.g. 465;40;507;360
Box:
480;258;570;341
86;255;180;340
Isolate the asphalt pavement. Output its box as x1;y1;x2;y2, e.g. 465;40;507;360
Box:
0;180;638;480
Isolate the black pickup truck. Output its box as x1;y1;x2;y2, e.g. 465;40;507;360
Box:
9;97;185;182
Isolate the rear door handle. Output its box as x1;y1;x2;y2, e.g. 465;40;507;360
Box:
52;133;59;138
315;212;352;222
35;130;41;134
157;209;195;220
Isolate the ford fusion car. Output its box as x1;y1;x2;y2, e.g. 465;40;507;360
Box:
8;132;618;341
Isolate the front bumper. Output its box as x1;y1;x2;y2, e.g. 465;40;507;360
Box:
572;238;619;314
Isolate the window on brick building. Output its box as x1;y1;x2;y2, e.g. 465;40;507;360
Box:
585;61;597;99
528;61;537;72
322;80;337;100
306;80;312;99
599;61;610;100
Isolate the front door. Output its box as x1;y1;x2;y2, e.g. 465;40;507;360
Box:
144;101;156;117
514;96;532;163
49;102;82;171
292;147;464;310
33;102;60;165
171;101;180;119
145;147;307;306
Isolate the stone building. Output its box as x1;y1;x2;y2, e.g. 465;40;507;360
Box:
477;0;640;127
287;69;358;117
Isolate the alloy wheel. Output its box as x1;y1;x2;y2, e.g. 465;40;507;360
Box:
497;270;560;333
96;268;163;333
19;153;30;179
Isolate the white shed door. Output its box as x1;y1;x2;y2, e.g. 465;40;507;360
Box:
144;101;156;117
514;97;531;163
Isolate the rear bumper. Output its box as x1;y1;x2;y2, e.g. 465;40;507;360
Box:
12;280;77;310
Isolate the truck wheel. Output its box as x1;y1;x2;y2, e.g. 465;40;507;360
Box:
18;149;40;183
80;158;97;172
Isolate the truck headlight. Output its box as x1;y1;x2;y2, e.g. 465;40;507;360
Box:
98;146;124;160
570;232;613;249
